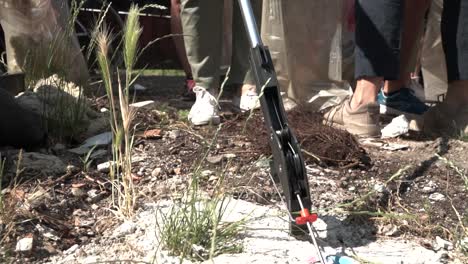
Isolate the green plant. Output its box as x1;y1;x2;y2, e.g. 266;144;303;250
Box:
158;173;244;262
80;145;97;173
96;5;145;218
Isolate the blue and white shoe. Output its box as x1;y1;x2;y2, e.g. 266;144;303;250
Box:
377;88;429;116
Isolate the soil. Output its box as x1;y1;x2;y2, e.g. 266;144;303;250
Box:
0;75;467;263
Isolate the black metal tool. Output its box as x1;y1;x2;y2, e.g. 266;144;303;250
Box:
237;0;312;235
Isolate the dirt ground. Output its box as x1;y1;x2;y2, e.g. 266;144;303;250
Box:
0;75;467;263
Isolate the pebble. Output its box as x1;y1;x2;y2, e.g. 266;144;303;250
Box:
207;155;223;164
434;236;454;251
112;221;137;237
71;187;86;198
348;186;356;192
64;244;80;255
15;237;33;252
201;170;214;177
129;100;155;109
373;184;385;193
429;192;446;202
97;161;115;173
168;130;181;140
151;168;162;178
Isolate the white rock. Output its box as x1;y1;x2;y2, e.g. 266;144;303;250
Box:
201;170;214;177
130;100;155;109
97;161;115;173
429;192;446;202
64;244;79;255
373;183;385;193
168;130;180;140
15;237;33;252
113;221;137;237
435;236;454;251
151;168;162;178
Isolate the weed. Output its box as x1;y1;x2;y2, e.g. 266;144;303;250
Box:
80;145;97;173
158;173;244;262
177;109;190;121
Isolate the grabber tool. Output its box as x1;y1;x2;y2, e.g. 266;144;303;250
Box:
237;1;324;262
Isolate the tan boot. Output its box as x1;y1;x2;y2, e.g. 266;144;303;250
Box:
323;98;381;137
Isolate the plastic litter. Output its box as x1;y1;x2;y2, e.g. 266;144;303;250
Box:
381;115;410;138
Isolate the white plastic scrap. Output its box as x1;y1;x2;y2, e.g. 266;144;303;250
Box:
381;115;410;138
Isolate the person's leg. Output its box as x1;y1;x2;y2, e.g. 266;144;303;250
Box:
180;0;223;93
181;0;224;125
377;0;431;116
229;0;262;111
441;0;468;107
325;0;403;137
384;0;431;93
424;0;468;135
171;0;193;80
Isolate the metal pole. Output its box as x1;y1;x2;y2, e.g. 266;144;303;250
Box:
238;0;262;48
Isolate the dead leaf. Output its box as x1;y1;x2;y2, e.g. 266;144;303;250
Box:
142;129;162;139
173;168;181;175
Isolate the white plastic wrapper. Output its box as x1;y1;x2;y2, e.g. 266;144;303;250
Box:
261;0;354;110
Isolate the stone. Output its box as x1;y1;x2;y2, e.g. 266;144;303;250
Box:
64;244;79;255
207;155;223;164
97;161;115;173
11;152;66;175
53;143;66;151
84;116;109;139
435;236;454;251
130;100;156;109
0;89;46;148
168;130;181;140
69;132;112;155
112;221;137;237
71;187;86;198
15;236;33;252
151;168;162;178
429;193;446;202
373;183;385;193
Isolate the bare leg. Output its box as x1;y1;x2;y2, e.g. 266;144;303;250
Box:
171;0;192;79
384;0;431;94
351;77;382;110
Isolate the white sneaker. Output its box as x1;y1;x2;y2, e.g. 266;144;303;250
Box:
188;86;220;126
233;89;260;112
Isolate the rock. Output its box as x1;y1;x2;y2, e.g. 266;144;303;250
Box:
15;236;33;252
131;83;147;92
64;244;79;255
130;100;156;110
201;170;214;177
168;130;181;140
435;236;454;251
429;193;446;202
112;221;137;237
97;161;115;173
224;153;236;159
348;186;356;192
84;116;109;139
11;152;66;175
207;155;223;164
373;183;385;193
421;180;437;194
151;168;162;178
0;89;46;148
53;143;66;151
69;132;112;155
66;164;80;173
71;187;86;198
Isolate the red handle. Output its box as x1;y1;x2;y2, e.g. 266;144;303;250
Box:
295;209;318;225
